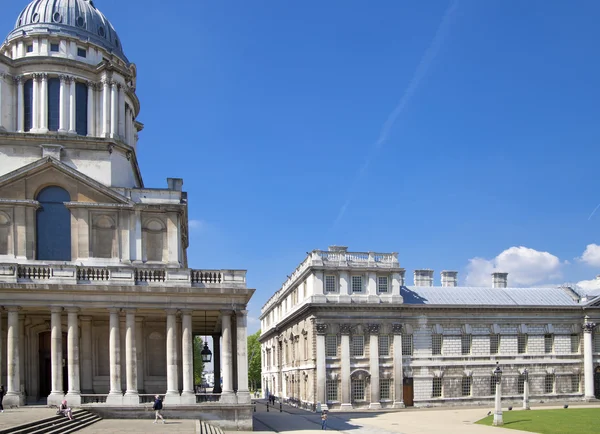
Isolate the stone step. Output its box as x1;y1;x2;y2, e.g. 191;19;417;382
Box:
0;409;102;434
199;420;224;434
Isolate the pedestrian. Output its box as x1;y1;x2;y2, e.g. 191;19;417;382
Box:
0;385;5;413
321;411;328;430
58;400;73;420
152;394;165;424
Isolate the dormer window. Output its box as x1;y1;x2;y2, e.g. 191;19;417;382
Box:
77;47;87;58
50;43;59;52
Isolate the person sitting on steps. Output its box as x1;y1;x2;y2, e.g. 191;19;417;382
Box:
58;400;73;420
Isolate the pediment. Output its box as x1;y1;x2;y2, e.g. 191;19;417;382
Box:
0;157;133;205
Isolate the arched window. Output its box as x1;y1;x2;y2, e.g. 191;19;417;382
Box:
143;219;165;262
24;79;33;132
75;82;88;135
36;186;71;261
0;211;12;255
92;215;116;258
47;78;60;131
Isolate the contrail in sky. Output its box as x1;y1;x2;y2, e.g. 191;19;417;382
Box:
588;203;600;221
332;0;460;228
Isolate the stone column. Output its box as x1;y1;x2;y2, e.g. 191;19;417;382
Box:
102;79;109;137
39;73;48;133
16;77;24;132
4;307;21;407
68;78;76;134
87;81;95;136
110;82;118;138
522;369;530;410
583;318;596;400
118;84;125;138
80;316;93;393
106;308;122;404
181;310;195;403
18;314;25;403
0;73;5;131
340;324;352;410
123;309;138;404
315;322;328;410
165;309;180;403
58;75;68;133
136;317;145;393
236;310;250;403
65;308;81;405
221;311;235;402
368;324;381;409
48;307;64;406
392;324;405;408
31;74;39;132
493;370;503;426
212;334;222;393
0;310;2;383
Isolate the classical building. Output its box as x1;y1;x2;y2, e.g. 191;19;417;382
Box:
0;0;253;429
259;246;600;410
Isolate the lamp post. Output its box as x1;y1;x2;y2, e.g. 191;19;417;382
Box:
522;368;530;410
493;362;503;426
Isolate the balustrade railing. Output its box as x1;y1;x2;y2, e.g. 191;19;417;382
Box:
81;394;108;404
139;394;156;404
191;270;222;284
77;267;110;281
195;393;221;403
17;265;52;279
134;269;166;283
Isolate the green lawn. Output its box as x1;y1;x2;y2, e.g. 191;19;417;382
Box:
476;408;600;434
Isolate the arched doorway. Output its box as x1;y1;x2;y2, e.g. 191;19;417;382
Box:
38;331;68;399
594;366;600;399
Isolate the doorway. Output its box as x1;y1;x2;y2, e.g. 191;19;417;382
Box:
403;377;414;406
38;331;68;398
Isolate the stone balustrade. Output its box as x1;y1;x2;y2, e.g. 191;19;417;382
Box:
0;263;247;288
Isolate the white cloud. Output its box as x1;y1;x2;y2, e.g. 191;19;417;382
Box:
578;244;600;267
465;246;562;287
188;219;206;231
576;277;600;291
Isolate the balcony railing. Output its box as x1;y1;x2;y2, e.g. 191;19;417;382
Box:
195;393;221;403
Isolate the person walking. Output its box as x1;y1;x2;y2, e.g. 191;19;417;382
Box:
152;395;165;424
321;411;328;430
0;385;5;413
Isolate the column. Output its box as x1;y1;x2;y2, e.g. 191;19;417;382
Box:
0;73;5;131
236;310;250;403
118;84;125;138
31;74;39;132
315;323;328;410
181;310;195;403
123;309;138;403
106;308;122;404
165;309;179;402
583;318;596;400
368;324;381;409
177;315;183;392
87;81;95;136
221;311;235;402
136;317;145;393
102;79;109;137
0;310;2;383
58;75;67;133
68;78;76;134
392;324;405;408
65;308;81;405
4;307;21;407
110;81;117;138
39;73;48;133
80;316;93;393
18;314;25;403
212;334;222;393
16;77;24;132
340;324;352;410
48;307;64;406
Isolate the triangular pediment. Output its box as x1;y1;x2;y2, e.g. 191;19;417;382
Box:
0;157;133;205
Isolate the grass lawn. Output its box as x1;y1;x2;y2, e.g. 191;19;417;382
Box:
476;408;600;434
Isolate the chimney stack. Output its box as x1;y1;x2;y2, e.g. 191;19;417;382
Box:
414;269;434;287
441;270;458;287
492;272;508;288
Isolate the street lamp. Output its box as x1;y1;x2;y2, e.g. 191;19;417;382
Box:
493;362;503;426
201;310;212;363
522;368;530;410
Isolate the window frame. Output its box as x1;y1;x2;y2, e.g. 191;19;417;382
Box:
325;335;338;357
326;379;338;402
432;377;442;398
461;334;472;355
77;47;87;58
379;335;390;357
50;42;60;52
461;376;472;397
351;378;365;401
402;334;413;356
379;378;392;400
432;334;443;356
490;334;500;355
517;334;528;354
351;335;365;357
377;276;389;293
544;334;554;354
351;275;363;293
324;275;337;294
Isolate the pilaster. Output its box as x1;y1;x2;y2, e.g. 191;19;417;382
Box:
392;323;405;408
368;324;381;409
106;308;123;405
4;307;22;408
315;321;328;411
583;317;596;401
65;308;81;406
340;323;352;410
48;306;64;406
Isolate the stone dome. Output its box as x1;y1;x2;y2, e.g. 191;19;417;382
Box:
6;0;128;63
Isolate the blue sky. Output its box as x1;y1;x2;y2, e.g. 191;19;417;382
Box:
3;0;600;333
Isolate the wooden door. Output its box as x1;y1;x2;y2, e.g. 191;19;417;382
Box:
403;377;414;406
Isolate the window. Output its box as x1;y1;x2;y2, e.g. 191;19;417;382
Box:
378;276;389;293
50;43;59;52
490;334;500;355
92;215;116;258
325;335;338;357
571;334;580;353
594;333;600;353
432;334;442;355
544;334;554;354
75;82;88;135
461;376;472;396
571;374;580;393
351;275;363;293
324;275;337;293
326;379;338;402
47;77;60;131
77;47;87;58
490;375;499;395
432;377;442;398
24;79;33;132
518;334;528;354
379;335;390;357
461;334;472;355
0;212;12;255
517;374;525;394
380;379;392;400
351;335;364;357
351;378;365;401
26;44;33;53
143;219;165;262
36;186;71;261
544;374;554;394
402;334;413;356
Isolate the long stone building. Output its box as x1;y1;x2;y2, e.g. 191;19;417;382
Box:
0;0;253;430
259;246;600;410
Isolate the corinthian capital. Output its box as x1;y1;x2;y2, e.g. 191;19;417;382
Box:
340;324;353;335
392;323;403;334
583;322;596;333
367;323;380;335
315;323;328;335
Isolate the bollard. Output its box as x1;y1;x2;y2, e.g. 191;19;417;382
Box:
267;403;269;412
280;402;282;412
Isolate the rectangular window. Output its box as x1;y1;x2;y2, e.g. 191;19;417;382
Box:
351;275;363;293
326;379;338;402
461;334;472;355
77;47;87;58
352;335;364;357
432;334;442;355
26;44;33;53
75;82;88;135
571;374;580;393
432;377;442;398
351;378;365;401
517;374;525;394
594;333;600;353
544;374;555;394
518;334;528;354
380;379;392;400
402;334;413;356
544;334;554;354
490;334;500;355
378;276;389;293
325;335;338;357
23;79;33;132
50;43;59;52
571;334;580;353
324;275;337;293
379;335;390;357
47;78;60;131
461;376;472;397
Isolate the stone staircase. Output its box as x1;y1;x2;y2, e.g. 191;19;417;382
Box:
0;409;102;434
198;420;224;434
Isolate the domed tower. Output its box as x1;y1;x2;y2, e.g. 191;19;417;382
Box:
0;0;143;188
